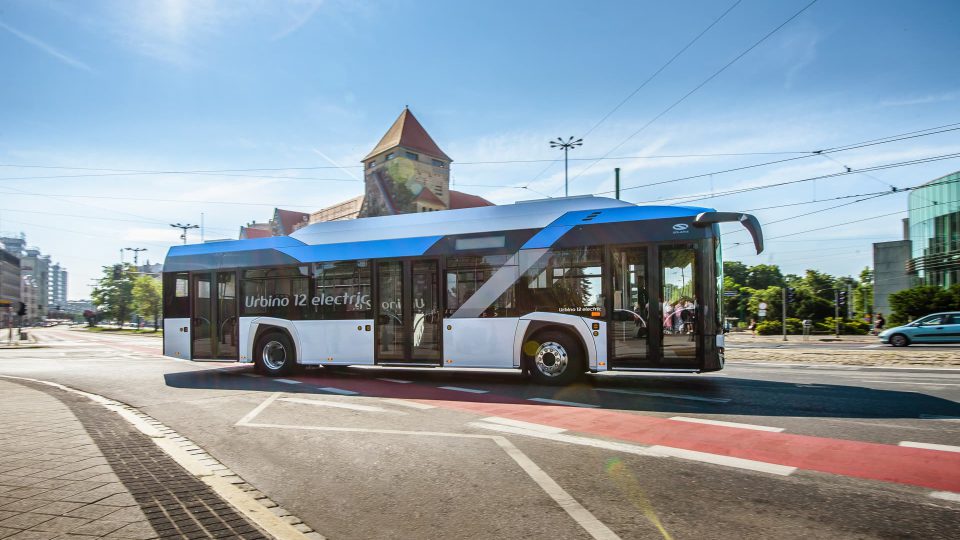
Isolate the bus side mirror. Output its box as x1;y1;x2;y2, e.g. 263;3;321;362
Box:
692;212;764;254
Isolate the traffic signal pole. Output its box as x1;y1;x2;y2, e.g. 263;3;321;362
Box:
781;287;787;341
834;289;840;338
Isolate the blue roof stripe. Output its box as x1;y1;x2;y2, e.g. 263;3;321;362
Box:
521;226;573;249
548;205;714;227
276;236;443;263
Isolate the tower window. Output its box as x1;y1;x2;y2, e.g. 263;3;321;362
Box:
432;159;445;168
406;152;419;161
367;161;375;169
386;152;395;160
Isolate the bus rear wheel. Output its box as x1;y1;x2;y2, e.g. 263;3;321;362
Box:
529;330;584;386
255;331;296;376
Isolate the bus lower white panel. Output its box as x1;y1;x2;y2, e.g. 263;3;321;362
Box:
519;313;599;370
443;318;519;368
292;320;375;365
163;318;191;360
238;317;256;363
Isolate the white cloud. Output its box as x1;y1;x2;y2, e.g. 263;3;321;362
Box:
879;92;960;108
0;20;93;72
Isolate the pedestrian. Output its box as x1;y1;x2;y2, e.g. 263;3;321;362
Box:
874;312;886;335
747;318;757;335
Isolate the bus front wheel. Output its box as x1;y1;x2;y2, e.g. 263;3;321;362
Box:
255;331;296;376
529;330;584;386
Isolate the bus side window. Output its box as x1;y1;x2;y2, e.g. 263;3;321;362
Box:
163;272;190;318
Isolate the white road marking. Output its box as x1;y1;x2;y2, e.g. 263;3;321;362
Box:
528;397;599;408
863;380;959;387
669;416;784;432
239;421;620;539
235;392;282;425
597;388;731;403
274;379;301;385
317;386;359;396
794;384;828;388
380;398;436;410
439;386;489;394
481;417;567;434
930;491;960;502
899;441;960;453
279;397;402;414
377;378;413;384
492;437;622;540
920;414;960;422
469;422;795;476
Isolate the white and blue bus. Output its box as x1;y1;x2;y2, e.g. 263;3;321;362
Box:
162;196;762;384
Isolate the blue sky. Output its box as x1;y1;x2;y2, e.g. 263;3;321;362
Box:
0;0;958;299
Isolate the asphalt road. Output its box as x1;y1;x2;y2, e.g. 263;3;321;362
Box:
1;327;958;539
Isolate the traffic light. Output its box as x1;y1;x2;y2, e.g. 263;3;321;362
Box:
786;287;796;303
113;264;122;280
17;302;26;316
837;290;847;306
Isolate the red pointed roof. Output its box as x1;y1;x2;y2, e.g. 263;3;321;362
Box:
363;108;451;162
449;190;494;209
414;186;445;207
274;209;310;235
239;226;272;239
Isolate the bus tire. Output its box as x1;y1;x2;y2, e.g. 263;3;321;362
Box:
529;330;584;386
255;331;297;376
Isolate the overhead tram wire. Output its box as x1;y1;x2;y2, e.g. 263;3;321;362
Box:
594;123;960;196
720;191;896;236
580;0;743;140
562;0;820;193
620;150;960;205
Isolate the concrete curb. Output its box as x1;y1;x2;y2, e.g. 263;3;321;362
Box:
0;374;324;540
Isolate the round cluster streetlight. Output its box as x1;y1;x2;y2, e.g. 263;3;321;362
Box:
550;136;583;198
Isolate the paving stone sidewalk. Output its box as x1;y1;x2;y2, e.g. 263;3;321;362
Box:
0;379;268;539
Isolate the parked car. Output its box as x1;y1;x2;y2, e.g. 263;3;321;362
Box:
879;312;960;346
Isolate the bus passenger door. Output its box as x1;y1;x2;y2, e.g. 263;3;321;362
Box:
191;273;214;358
608;246;653;368
374;260;442;364
215;271;238;360
659;244;700;367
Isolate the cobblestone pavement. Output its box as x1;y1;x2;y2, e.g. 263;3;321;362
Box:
0;379;269;539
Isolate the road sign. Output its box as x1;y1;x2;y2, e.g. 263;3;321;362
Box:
759;302;768;310
723;291;738;297
758;309;767;317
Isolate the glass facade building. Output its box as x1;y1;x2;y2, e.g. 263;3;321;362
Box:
908;170;960;287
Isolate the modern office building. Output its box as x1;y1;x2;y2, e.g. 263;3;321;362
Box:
907;170;960;287
0;248;20;316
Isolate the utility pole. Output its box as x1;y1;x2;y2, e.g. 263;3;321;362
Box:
549;136;583;197
781;287;787;341
615;168;621;200
847;283;853;319
124;247;147;267
834;289;840;338
170;223;199;245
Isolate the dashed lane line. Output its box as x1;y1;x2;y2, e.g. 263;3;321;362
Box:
930;491;960;502
528;397;599;408
439;386;489;394
920;415;960;422
380;398;436;410
596;388;731;403
275;379;301;385
317;386;359;396
862;380;960;387
377;378;413;384
669;416;784;432
469;421;795;477
899;441;960;453
481;416;567;434
280;397;403;414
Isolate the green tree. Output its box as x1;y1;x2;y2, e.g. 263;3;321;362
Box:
889;284;960;324
853;267;873;320
91;264;135;328
132;275;162;331
746;264;784;289
723;261;749;286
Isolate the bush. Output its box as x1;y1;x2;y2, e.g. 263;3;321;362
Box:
816;317;871;335
755;321;781;335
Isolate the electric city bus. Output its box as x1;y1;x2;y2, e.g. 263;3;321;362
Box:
161;196;763;385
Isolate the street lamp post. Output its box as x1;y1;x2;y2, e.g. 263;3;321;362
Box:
170;223;199;245
550;136;583;198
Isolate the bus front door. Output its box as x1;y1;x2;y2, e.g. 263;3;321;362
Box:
608;246;652;368
374;260;441;364
190;271;239;360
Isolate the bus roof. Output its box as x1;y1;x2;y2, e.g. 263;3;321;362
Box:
163;197;713;272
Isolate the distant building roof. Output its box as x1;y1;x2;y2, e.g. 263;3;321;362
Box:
363;108;451;162
240;227;272;239
273;209;310;235
415;187;445;207
449;190;493;209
